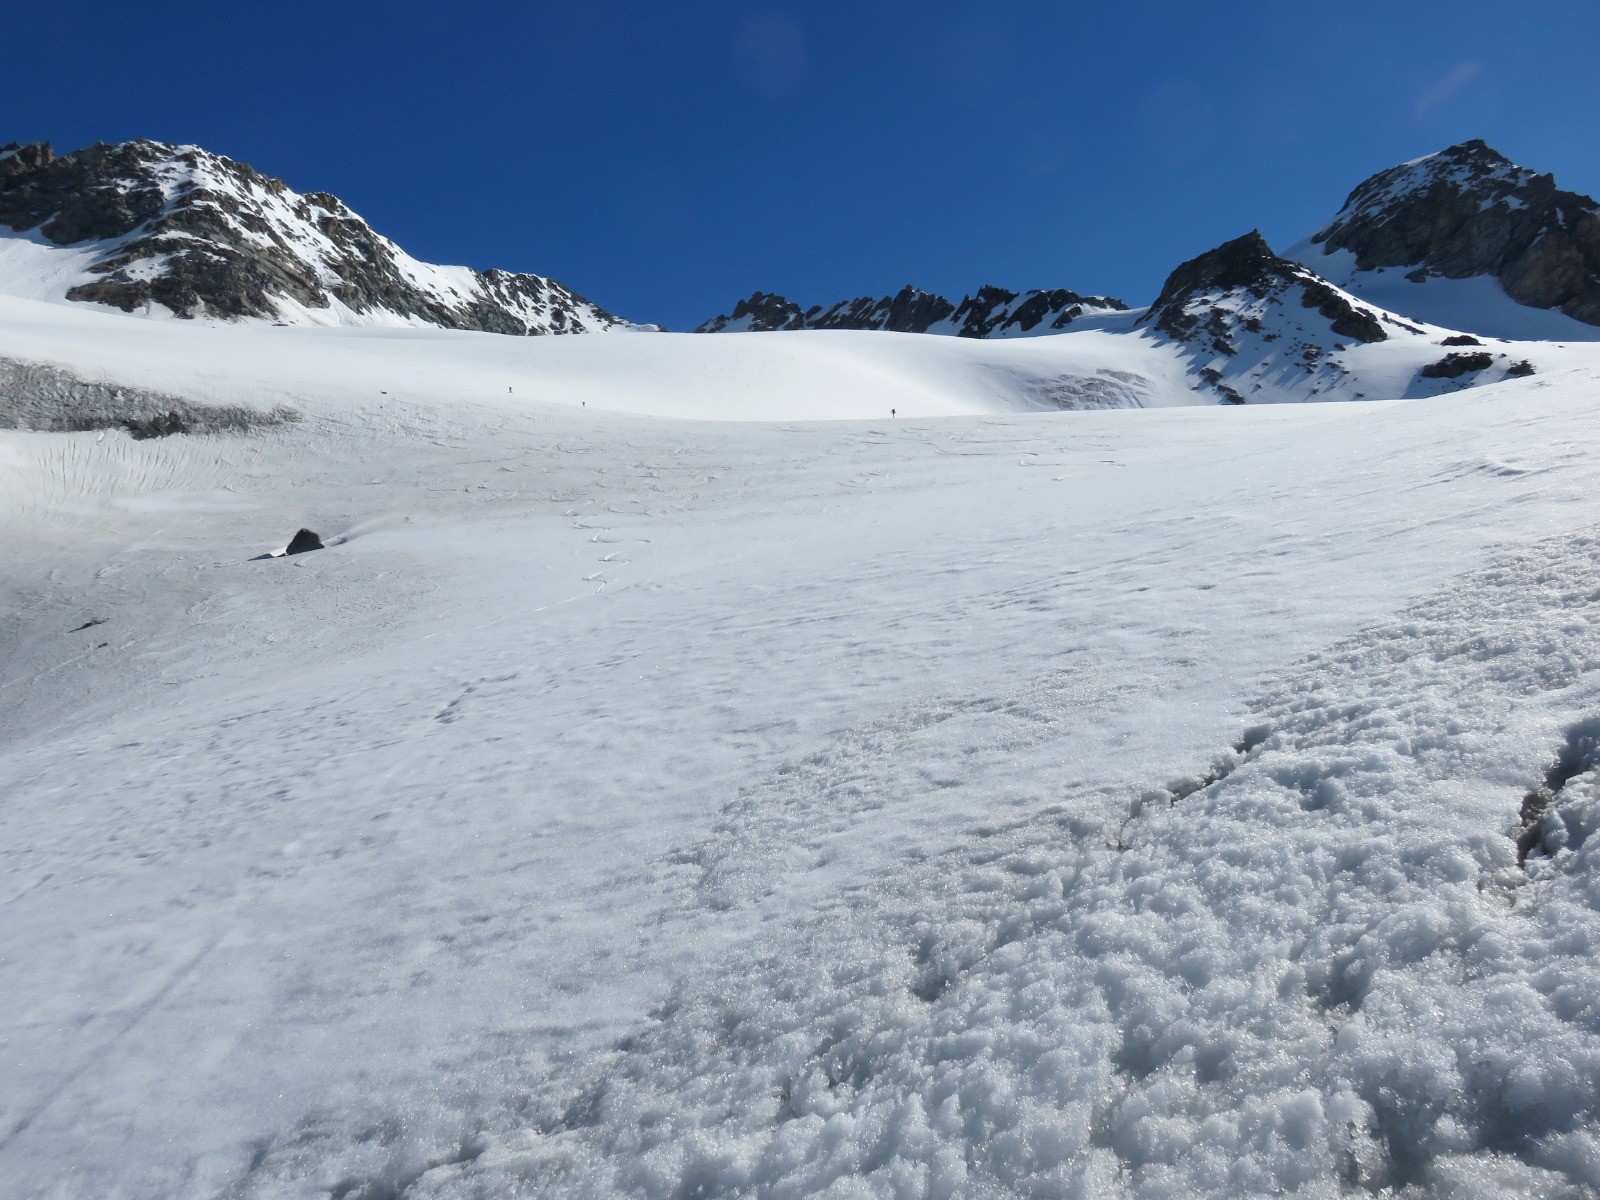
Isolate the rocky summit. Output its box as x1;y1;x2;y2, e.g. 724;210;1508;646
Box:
0;139;643;333
1145;231;1391;350
1303;140;1600;326
696;283;1127;337
1138;231;1451;404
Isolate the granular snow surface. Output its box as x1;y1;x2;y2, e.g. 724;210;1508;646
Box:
3;298;1600;1198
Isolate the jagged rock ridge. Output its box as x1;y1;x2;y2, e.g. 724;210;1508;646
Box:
696;283;1127;337
1303;140;1600;326
0;139;643;333
698;291;809;332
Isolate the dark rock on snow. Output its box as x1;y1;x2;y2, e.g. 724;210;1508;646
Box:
285;529;324;555
1419;352;1496;379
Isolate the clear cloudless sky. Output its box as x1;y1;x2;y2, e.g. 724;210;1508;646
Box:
5;1;1598;329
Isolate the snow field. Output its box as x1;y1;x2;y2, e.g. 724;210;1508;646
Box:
0;295;1209;422
2;311;1600;1196
445;529;1600;1199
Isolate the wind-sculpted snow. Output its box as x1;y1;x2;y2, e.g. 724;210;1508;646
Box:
430;533;1600;1199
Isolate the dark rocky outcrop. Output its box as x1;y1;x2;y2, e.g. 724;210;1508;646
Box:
1136;232;1417;403
945;285;1129;337
808;285;958;334
0;139;642;333
695;291;809;332
1146;231;1289;316
0;140;168;242
1419;351;1495;379
695;284;1127;337
1144;231;1389;348
1309;140;1600;326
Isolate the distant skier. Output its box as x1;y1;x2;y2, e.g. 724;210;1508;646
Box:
891;408;897;417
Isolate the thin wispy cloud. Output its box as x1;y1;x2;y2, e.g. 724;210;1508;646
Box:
1415;60;1483;120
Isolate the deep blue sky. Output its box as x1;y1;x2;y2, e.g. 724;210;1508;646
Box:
8;2;1598;329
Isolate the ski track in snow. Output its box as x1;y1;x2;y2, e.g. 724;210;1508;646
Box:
2;310;1600;1196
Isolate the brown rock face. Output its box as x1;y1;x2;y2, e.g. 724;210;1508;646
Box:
1312;140;1600;327
0;139;637;333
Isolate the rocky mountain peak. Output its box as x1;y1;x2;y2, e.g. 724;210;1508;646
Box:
1145;231;1288;312
0;137;643;334
1145;231;1389;348
1142;231;1404;404
1304;141;1600;326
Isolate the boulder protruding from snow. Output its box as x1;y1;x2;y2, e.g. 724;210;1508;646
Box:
284;528;324;555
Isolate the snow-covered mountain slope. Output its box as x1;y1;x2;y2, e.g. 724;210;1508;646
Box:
0;293;1210;421
0;139;645;333
10;135;1600;1200
686;238;1581;409
1139;230;1555;404
5;311;1600;1196
696;283;1128;337
2;274;1591;434
1289;140;1600;342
